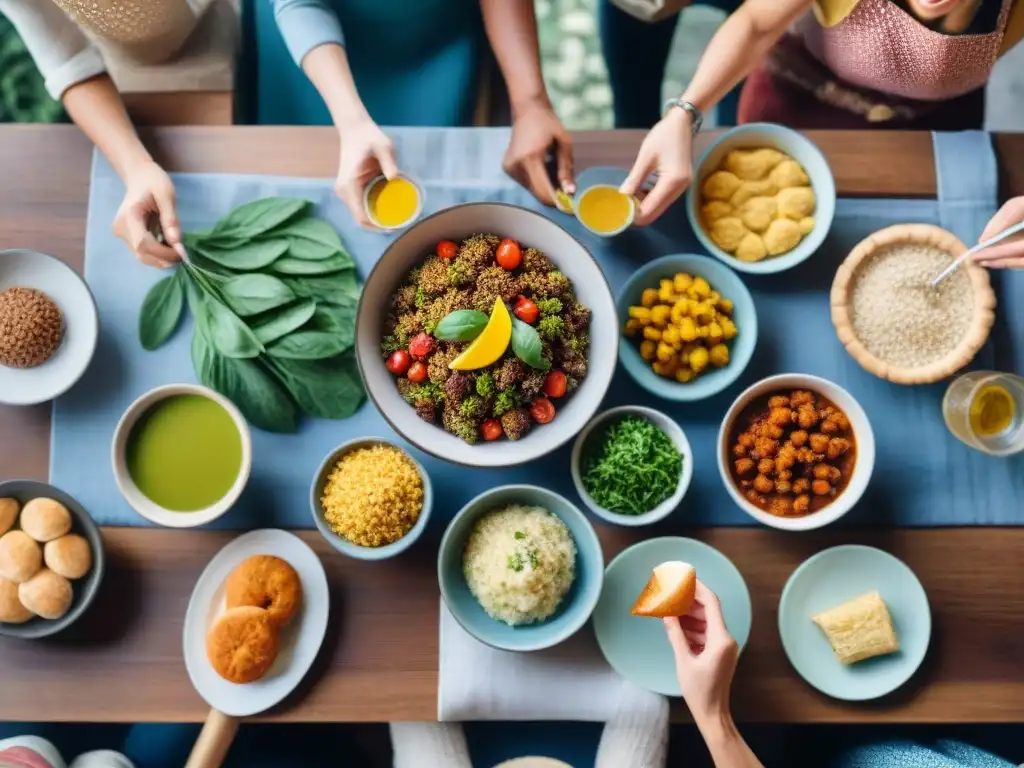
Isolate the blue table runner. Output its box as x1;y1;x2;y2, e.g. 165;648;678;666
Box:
51;129;1024;528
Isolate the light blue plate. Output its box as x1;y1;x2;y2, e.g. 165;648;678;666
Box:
438;485;604;652
617;254;757;401
779;545;931;701
592;537;752;697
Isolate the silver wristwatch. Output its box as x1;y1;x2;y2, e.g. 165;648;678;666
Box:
663;98;703;135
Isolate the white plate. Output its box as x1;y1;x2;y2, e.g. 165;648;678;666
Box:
183;529;330;717
0;249;99;406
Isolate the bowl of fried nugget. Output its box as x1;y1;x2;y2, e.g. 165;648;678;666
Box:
686;123;836;275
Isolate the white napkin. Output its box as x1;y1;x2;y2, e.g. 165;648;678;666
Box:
438;601;665;723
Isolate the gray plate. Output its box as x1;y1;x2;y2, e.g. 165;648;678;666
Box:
0;479;106;639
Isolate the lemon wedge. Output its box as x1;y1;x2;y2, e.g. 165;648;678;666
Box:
449;298;512;371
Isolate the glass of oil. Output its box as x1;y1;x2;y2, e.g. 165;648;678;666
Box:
942;371;1024;456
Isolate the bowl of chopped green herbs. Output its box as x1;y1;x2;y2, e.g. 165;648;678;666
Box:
571;406;692;526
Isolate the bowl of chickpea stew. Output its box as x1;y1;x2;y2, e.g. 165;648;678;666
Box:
717;374;875;530
618;254;757;402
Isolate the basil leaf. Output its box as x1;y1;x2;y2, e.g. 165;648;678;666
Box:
267;351;365;420
218;274;296;317
192;331;299;433
211;197;309;240
269;254;354;275
281;273;359;304
195;240;288;271
266;330;348;360
251;299;317;345
511;317;550;371
434;309;488;342
139;271;184;351
203;298;264;359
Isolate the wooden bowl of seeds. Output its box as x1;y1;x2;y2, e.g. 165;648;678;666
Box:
831;224;996;385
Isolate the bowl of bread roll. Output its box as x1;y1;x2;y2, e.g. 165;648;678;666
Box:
0;480;104;639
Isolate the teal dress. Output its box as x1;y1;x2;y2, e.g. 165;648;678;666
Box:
252;0;484;126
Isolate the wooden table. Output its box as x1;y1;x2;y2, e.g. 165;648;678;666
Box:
2;126;1024;724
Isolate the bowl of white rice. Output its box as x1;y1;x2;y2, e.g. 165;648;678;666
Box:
438;485;604;652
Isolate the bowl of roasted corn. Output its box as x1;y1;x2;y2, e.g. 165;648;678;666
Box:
618;254;757;401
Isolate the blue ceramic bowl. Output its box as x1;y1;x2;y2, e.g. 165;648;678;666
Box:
617;254;757;401
310;438;432;561
438;485;604;652
686;123;837;275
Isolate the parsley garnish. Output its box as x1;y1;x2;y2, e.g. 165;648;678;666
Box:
508;554;524;572
514;531;525;540
581;415;683;515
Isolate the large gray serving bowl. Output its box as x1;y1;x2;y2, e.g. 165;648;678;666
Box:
0;479;105;639
355;203;618;468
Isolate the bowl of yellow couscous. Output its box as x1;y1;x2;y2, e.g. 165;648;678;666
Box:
310;437;432;560
618;254;757;401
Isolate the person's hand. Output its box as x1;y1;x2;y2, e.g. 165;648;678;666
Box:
620;107;693;227
664;580;739;724
335;115;399;228
504;97;575;206
973;196;1024;268
112;160;184;268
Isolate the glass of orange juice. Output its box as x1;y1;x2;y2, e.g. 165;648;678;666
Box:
364;174;423;231
942;371;1024;456
574;184;635;237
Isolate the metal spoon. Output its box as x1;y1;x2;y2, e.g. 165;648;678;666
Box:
930;219;1024;289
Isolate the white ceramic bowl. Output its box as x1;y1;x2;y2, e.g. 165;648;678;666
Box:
571;406;693;526
717;373;875;531
574;184;636;237
686;124;837;275
356;202;618;468
0;249;99;406
111;383;252;527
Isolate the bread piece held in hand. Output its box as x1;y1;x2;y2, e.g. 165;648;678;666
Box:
631;561;696;618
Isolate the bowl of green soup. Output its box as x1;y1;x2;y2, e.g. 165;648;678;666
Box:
111;384;252;527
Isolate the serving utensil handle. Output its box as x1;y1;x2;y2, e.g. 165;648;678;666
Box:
185;708;239;768
931;219;1024;288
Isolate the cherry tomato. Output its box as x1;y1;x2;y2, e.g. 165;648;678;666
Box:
513;295;539;325
481;419;503;441
407;361;428;383
530;397;555;424
496;239;522;270
386;350;411;376
437;240;458;260
543;371;567;398
408;332;434;360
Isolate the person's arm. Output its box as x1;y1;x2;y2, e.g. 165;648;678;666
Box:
664;581;765;768
679;0;814;113
270;0;398;226
0;0;181;266
972;197;1024;268
480;0;574;202
622;0;813;226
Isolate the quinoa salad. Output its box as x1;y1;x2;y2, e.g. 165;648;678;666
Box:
380;234;591;444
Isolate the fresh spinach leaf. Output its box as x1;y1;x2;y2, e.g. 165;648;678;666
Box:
309;304;355;352
139;271;184;350
195;240;288;271
211;197;309;240
434;309;488;342
281;272;359;304
511;317;550;370
203;297;264;359
250;299;317;345
267;351;365;420
218;273;296;317
266;330;348;360
285;238;337;261
192;331;299;433
269;254;354;275
270;217;343;249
